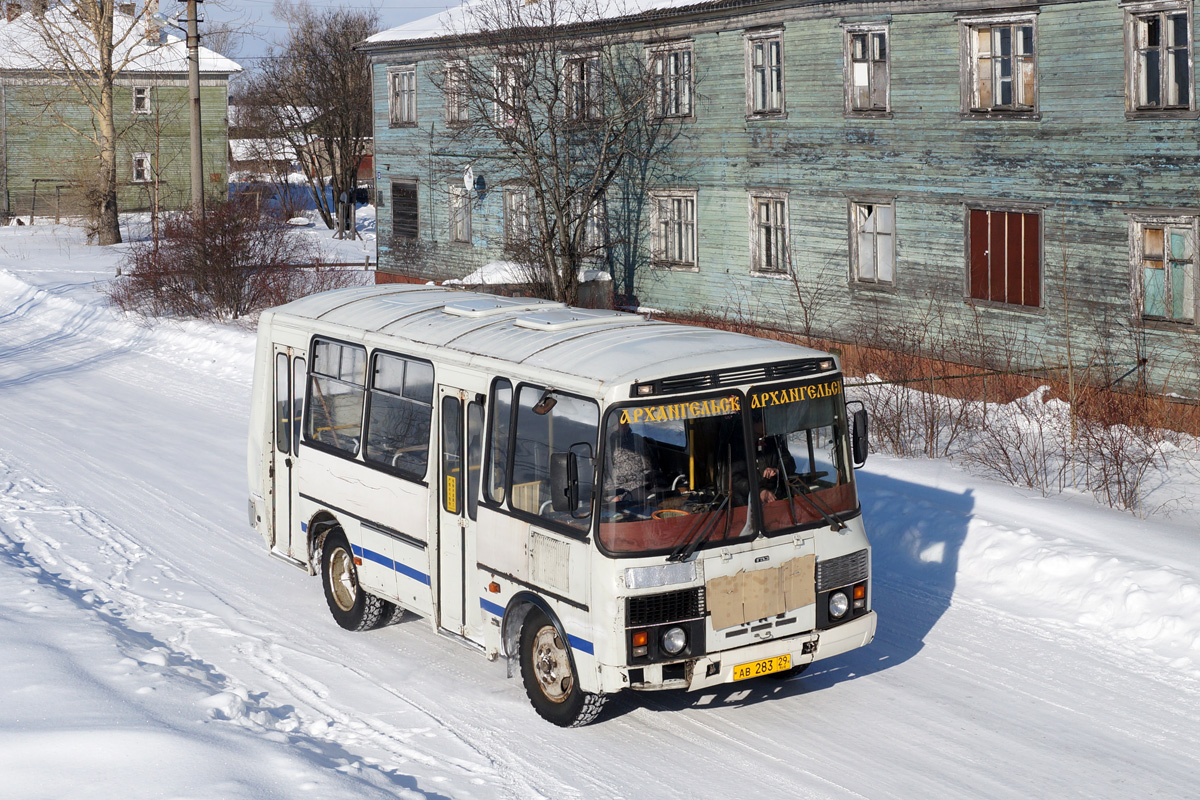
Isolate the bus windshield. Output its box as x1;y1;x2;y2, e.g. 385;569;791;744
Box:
596;379;857;556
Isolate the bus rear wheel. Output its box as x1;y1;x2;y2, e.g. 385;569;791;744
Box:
518;609;606;727
321;531;390;631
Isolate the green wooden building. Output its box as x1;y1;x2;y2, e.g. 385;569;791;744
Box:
362;0;1200;398
0;7;240;219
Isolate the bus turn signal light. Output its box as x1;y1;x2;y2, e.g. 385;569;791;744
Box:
487;581;501;593
853;584;866;600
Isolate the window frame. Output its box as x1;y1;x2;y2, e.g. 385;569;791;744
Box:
388;64;418;128
131;151;152;183
564;50;603;122
850;198;897;287
959;12;1040;120
1123;1;1197;119
745;28;786;120
444;59;469;124
748;188;790;276
648;40;695;120
132;85;151;114
449;184;472;244
391;179;419;240
649;188;698;270
1129;213;1199;325
964;204;1044;310
303;336;368;459
493;58;524;127
843;22;891;118
361;349;436;484
503;185;530;246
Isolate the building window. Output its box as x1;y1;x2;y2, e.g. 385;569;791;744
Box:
132;85;151;114
1132;217;1196;323
131;152;151;183
851;200;895;284
750;190;788;274
444;61;468;124
565;53;602;121
504;187;529;245
450;185;471;243
1125;3;1195;117
745;30;784;118
962;16;1037;116
845;24;889;115
650;190;697;268
494;59;523;126
967;207;1041;308
391;180;419;239
577;195;607;255
649;41;694;118
388;65;417;127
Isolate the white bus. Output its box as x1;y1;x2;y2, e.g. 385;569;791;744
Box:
248;284;876;726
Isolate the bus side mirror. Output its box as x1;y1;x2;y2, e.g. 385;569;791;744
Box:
851;408;869;468
550;451;579;512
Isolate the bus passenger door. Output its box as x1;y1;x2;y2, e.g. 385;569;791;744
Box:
436;388;484;638
271;346;305;561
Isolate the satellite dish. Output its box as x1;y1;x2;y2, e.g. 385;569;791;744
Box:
463;165;474;192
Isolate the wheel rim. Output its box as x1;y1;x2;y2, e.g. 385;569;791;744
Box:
531;625;574;704
328;547;357;612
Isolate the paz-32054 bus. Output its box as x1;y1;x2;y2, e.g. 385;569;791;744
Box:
247;284;876;726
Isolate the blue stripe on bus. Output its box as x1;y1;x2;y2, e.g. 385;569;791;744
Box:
477;598;594;654
480;597;505;617
351;544;431;586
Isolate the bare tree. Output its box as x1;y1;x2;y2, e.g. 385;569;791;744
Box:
242;1;376;232
438;0;683;305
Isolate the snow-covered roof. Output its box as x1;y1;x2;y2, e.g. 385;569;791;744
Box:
363;0;725;48
0;8;240;74
267;284;827;395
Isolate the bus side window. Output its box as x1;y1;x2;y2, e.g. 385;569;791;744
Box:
441;395;463;514
307;338;366;455
466;401;484;520
485;379;512;504
291;357;305;455
275;352;290;455
511;385;598;532
363;352;434;479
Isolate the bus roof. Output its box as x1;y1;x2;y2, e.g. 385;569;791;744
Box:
269;285;833;394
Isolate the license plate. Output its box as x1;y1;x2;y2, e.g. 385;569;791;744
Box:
732;654;791;681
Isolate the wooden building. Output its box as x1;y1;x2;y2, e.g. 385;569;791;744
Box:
361;0;1200;398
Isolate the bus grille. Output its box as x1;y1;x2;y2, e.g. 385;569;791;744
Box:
626;588;706;627
816;549;870;592
644;359;826;396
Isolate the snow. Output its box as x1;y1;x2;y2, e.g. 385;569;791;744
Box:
442;260;612;285
1;219;1199;798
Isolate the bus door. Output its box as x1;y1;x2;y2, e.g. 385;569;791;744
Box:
271;345;306;561
436;388;485;637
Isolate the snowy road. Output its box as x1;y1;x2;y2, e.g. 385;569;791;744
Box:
1;225;1197;799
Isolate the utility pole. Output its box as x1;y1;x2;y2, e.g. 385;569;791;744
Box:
186;0;203;215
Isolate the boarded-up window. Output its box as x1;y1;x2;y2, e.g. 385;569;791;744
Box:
968;208;1040;307
391;180;418;239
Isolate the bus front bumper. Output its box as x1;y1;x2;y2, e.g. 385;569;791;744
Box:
686;610;877;692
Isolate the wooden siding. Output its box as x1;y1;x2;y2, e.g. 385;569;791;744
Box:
370;0;1200;397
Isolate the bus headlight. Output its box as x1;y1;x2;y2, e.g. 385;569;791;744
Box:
661;626;687;655
829;591;850;619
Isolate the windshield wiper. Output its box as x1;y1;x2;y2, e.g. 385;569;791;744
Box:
667;492;730;562
786;478;843;531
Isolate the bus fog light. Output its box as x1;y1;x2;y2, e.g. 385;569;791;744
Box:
829;591;849;619
662;627;687;655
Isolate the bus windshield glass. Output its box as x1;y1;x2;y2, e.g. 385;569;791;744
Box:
596;379;857;556
747;378;857;534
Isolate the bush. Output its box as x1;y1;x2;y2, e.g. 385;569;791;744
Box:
109;197;356;320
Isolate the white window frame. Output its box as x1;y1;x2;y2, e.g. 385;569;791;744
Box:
494;59;524;127
574;194;607;256
648;41;694;119
450;185;472;244
1130;214;1198;324
504;186;530;245
650;189;697;269
850;199;896;285
844;23;890;117
565;51;603;122
132;85;151;114
131;151;151;183
444;60;469;124
388;64;417;127
745;29;785;119
959;13;1039;119
748;189;789;276
1122;1;1197;118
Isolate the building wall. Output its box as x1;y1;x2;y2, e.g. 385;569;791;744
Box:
369;0;1200;397
2;78;231;216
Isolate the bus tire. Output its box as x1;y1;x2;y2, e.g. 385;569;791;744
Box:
518;609;606;727
321;531;388;631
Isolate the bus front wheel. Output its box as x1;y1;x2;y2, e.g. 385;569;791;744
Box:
518;609;606;727
321;531;390;631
